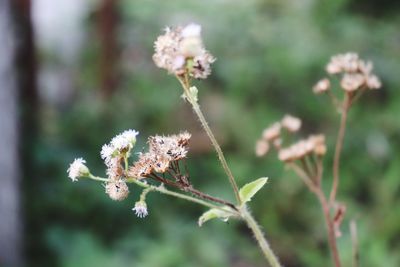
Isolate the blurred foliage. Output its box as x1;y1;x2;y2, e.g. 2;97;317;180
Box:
26;0;400;266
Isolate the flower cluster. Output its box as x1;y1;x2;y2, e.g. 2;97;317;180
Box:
314;52;381;94
129;132;191;178
153;23;215;79
255;115;302;157
101;129;139;179
99;129;138;200
255;115;326;162
278;135;326;162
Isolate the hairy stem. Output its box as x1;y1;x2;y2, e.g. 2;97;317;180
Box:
177;76;241;204
241;207;282;267
330;93;351;204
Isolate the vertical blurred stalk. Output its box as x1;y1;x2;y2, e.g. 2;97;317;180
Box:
0;0;38;266
0;0;35;265
98;0;119;97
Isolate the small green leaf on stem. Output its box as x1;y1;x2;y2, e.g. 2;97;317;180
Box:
198;208;232;226
239;177;268;204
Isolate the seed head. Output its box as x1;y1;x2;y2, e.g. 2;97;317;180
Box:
105;180;129;201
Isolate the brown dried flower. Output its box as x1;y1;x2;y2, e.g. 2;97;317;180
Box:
129;132;191;178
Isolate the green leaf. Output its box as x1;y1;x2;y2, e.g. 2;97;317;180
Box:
239;177;268;204
198;208;232;227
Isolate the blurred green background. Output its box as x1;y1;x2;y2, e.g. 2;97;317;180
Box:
12;0;400;266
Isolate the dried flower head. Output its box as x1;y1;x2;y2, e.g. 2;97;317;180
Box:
129;153;155;178
278;134;326;162
255;139;270;157
105;180;129;201
326;53;359;74
132;201;148;218
340;73;365;92
148;132;191;161
281;115;302;132
129;132;191;178
262;122;281;141
153;24;215;79
325;52;381;92
67;158;89;182
313;78;331;94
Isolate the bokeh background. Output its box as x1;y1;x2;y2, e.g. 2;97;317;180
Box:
1;0;400;266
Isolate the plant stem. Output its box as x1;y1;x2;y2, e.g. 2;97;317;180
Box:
148;173;236;209
241;207;282;267
288;164;342;267
129;178;236;213
87;174;109;182
330;93;351;204
316;191;342;267
85;174;237;215
177;76;241;204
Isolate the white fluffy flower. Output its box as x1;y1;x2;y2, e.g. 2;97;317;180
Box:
110;129;139;151
100;144;115;166
181;23;201;38
67;158;89;182
132;201;148;218
101;130;139;167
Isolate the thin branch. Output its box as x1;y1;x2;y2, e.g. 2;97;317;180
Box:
85;173;237;214
287;162;319;194
330;93;351;204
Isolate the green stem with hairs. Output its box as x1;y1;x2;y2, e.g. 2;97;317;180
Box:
177;75;241;205
241;207;282;267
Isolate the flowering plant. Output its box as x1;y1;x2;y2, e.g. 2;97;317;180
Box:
68;24;381;267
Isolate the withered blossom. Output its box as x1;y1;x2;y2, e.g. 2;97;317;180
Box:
153;24;215;79
129;132;191;179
